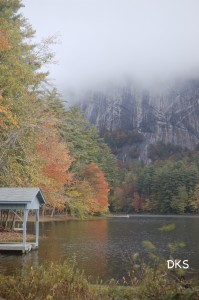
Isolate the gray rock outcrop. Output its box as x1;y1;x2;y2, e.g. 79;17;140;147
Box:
78;79;199;162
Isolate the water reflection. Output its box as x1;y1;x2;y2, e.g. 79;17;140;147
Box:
1;217;199;280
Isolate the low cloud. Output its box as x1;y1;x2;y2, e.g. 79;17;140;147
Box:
23;0;199;91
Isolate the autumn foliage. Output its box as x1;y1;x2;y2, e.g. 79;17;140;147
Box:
0;95;18;129
0;0;114;217
35;116;73;209
0;30;10;52
80;163;109;213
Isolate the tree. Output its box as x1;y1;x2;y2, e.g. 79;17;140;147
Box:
66;181;97;218
56;106;118;186
170;186;188;214
136;160;199;213
0;0;118;218
132;192;144;212
0;29;10;51
0;0;53;186
109;187;124;212
35;114;73;210
80;163;109;213
191;184;199;212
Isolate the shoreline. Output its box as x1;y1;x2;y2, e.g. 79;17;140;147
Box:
108;213;199;218
1;213;197;227
28;214;109;222
27;213;199;223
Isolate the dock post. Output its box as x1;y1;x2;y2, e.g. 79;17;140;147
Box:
23;209;28;249
35;209;39;247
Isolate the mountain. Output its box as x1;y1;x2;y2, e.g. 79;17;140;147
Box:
78;79;199;163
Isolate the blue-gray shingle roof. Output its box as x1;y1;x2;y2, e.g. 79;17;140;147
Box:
0;188;45;204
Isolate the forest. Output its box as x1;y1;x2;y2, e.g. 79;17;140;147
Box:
0;0;117;217
1;0;199;217
110;153;199;214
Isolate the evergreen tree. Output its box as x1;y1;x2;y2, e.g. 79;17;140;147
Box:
0;0;51;185
47;104;118;186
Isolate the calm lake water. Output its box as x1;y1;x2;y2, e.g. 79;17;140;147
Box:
1;215;199;281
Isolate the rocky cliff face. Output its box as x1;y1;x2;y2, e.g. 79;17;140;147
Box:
79;80;199;162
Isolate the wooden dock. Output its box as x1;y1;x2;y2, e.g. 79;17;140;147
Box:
0;188;46;254
0;242;38;253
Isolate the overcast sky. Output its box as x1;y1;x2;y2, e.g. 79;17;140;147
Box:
22;0;199;92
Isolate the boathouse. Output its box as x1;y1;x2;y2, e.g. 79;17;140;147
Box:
0;188;45;253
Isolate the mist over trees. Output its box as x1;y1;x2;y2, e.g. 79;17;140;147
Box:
0;0;116;216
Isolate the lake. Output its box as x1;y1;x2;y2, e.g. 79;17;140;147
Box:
1;215;199;281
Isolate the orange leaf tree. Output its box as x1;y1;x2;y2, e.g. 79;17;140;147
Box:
80;163;109;213
0;30;10;52
36;115;73;210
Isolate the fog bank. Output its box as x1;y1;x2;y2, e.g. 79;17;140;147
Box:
22;0;199;92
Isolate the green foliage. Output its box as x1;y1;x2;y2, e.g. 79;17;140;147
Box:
0;259;199;300
168;240;185;255
142;240;156;251
46;103;118;186
0;261;95;300
148;141;190;161
159;223;176;232
0;0;52;186
170;186;188;214
109;164;139;212
0;0;115;217
137;160;199;213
